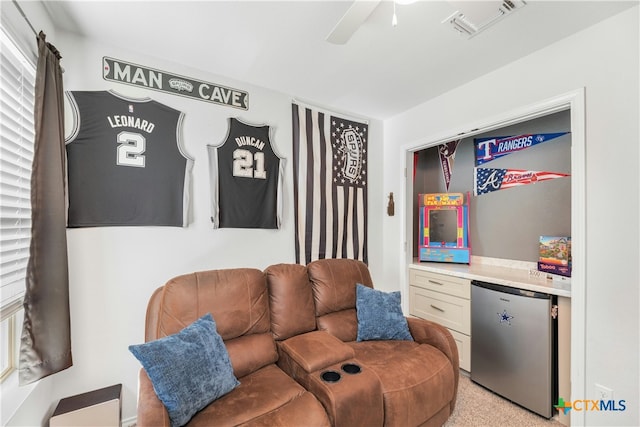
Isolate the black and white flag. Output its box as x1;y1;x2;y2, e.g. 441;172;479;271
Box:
292;102;368;264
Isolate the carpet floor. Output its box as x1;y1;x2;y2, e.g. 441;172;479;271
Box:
444;373;565;427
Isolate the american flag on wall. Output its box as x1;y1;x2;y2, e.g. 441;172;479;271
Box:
292;102;368;265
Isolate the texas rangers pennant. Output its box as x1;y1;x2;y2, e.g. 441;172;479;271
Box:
438;140;460;191
475;132;569;165
474;168;570;196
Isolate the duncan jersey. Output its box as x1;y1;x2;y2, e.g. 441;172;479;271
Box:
65;90;194;227
207;118;284;229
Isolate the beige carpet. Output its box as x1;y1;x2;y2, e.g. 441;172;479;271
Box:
444;373;565;427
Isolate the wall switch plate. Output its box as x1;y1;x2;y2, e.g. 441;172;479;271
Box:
595;383;613;401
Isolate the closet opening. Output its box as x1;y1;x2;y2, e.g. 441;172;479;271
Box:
400;88;586;426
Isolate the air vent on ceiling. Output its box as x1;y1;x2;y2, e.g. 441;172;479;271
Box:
443;0;526;38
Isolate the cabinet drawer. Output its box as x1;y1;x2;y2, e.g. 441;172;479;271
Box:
449;329;471;372
409;269;470;299
409;286;471;335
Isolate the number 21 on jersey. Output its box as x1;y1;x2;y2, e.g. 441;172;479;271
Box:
233;148;266;179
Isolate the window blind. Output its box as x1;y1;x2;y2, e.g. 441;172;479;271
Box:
0;29;36;316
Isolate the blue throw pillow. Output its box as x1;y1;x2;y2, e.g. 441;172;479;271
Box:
356;284;414;341
129;313;240;427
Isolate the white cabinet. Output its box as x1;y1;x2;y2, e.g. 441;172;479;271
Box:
409;268;471;371
408;261;571;425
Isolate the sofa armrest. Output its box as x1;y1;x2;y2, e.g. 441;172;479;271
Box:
407;317;459;371
278;331;355;373
137;369;170;427
407;316;460;410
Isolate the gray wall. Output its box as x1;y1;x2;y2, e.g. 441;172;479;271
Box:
414;110;571;262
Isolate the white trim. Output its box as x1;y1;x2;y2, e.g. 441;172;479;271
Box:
0;300;23;323
0;371;38;425
121;415;137;427
568;89;586;427
400;88;586;426
0;308;44;426
0;315;16;381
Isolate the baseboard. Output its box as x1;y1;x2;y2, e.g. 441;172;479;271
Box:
121;416;137;427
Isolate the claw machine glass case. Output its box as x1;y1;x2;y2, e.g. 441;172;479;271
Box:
418;193;470;263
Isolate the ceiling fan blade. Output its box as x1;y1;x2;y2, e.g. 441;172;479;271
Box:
326;0;382;45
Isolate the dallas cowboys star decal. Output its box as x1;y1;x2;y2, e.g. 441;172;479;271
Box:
497;309;514;325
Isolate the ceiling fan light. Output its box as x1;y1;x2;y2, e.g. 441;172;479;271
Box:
392;1;398;26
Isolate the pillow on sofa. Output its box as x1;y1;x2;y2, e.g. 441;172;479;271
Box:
356;284;414;341
129;313;240;427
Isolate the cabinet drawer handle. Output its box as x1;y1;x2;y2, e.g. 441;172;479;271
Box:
428;280;444;286
430;304;445;312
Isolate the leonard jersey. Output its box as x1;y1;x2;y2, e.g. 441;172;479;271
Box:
65;90;194;227
208;118;284;229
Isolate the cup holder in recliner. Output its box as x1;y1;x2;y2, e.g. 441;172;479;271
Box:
341;363;361;375
321;370;341;383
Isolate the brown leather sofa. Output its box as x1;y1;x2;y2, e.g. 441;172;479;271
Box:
137;259;459;426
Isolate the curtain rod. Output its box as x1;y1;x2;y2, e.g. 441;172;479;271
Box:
12;0;38;38
10;0;65;71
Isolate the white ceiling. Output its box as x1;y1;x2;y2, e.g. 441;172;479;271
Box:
43;0;637;119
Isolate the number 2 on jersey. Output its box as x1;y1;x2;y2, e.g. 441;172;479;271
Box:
117;131;146;167
233;149;266;179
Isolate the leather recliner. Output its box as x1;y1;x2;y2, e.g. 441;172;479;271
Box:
136;268;331;426
266;259;459;427
136;260;459;426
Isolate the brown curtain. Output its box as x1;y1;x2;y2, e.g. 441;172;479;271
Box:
19;31;72;385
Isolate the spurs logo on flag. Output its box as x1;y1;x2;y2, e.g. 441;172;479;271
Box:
292;102;368;264
336;128;364;184
474;167;570;196
475;132;569;165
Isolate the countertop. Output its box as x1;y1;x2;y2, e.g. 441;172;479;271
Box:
409;257;571;298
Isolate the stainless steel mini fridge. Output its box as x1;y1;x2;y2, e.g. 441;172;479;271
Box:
471;280;557;418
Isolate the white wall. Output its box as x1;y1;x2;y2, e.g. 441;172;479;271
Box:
7;3;637;427
8;30;383;423
383;6;639;426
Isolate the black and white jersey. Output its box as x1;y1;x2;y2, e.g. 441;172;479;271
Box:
65;90;193;227
207;117;284;229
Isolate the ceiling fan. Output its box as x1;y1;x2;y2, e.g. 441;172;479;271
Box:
325;0;383;45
